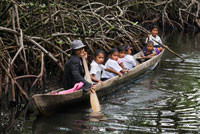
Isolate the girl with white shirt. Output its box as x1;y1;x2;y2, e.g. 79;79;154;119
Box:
101;48;127;81
146;25;163;52
90;50;121;84
123;45;136;70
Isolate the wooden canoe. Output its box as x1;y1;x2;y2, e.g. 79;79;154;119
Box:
32;50;165;115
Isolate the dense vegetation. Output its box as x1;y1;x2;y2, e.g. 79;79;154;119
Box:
0;0;199;103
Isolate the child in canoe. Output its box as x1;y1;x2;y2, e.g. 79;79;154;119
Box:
123;45;136;70
90;49;121;84
101;48;127;81
117;45;126;69
141;41;157;59
146;25;163;53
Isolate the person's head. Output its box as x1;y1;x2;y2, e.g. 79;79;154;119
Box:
125;44;132;54
151;25;159;37
94;50;105;64
109;48;119;61
146;41;154;52
71;40;86;57
118;45;126;58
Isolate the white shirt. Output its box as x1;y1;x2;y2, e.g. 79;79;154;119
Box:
90;60;106;82
146;35;162;47
123;54;136;70
118;58;123;64
102;58;122;79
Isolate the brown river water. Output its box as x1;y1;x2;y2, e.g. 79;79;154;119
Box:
0;32;200;134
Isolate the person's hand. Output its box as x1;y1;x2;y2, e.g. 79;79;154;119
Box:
147;34;151;40
90;85;95;93
97;80;103;84
121;69;128;74
117;72;122;77
84;51;88;59
147;55;151;58
148;55;154;58
123;69;128;73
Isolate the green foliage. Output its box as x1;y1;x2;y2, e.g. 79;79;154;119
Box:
56;40;64;45
73;27;79;32
132;21;138;25
109;26;115;30
88;29;92;34
50;3;55;7
40;4;46;8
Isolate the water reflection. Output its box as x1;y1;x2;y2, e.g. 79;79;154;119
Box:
0;102;31;134
89;112;106;122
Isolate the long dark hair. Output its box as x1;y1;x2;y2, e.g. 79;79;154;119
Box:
94;49;105;58
151;25;158;31
109;48;118;55
124;44;130;52
117;45;126;52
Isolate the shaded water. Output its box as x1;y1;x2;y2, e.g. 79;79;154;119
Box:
1;32;200;134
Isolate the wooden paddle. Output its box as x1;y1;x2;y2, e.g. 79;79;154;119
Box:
82;56;101;112
152;38;185;62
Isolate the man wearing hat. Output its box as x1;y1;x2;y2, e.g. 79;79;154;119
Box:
62;40;93;92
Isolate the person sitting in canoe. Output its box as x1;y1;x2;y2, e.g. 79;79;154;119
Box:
141;41;157;59
146;25;163;53
122;45;136;70
117;45;126;69
90;49;122;84
101;48;127;81
62;40;94;92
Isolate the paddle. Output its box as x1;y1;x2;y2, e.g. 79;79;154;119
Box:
82;56;101;112
152;39;185;62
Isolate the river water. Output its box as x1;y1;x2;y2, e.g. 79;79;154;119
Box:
1;32;200;134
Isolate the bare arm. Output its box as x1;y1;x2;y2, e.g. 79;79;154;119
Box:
119;62;124;69
90;74;101;83
141;52;145;57
146;34;150;42
105;68;121;76
149;52;156;57
142;52;156;59
121;69;128;73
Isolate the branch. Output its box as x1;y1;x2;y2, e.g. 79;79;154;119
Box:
0;26;64;71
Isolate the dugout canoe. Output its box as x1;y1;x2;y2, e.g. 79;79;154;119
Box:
32;49;165;115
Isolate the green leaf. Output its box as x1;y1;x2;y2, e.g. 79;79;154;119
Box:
132;21;138;25
57;40;63;45
73;27;79;32
88;29;92;34
30;2;34;6
109;26;114;30
50;3;55;7
40;4;46;8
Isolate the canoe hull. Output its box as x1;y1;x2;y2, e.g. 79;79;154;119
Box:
32;50;164;115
